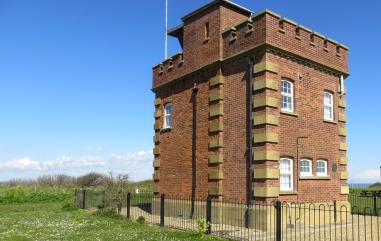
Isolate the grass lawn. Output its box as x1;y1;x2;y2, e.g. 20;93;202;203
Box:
0;203;225;241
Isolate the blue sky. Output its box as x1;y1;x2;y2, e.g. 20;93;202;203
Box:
0;0;380;183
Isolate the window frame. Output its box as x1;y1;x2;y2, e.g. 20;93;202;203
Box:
316;160;328;176
300;159;312;177
163;103;173;129
281;80;294;113
280;158;294;191
324;92;334;121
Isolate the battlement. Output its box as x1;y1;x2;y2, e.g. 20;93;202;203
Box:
152;6;349;89
222;9;349;74
153;52;184;87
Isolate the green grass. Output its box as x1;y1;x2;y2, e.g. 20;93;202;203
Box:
0;203;225;241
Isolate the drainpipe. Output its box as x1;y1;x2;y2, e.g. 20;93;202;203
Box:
296;136;308;199
247;58;254;206
190;82;198;219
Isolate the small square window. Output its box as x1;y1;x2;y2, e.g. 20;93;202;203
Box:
300;159;312;177
316;160;328;176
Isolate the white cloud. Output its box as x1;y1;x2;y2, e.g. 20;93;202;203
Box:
0;157;42;170
0;156;106;171
351;168;381;182
109;150;153;181
111;150;152;162
0;150;154;182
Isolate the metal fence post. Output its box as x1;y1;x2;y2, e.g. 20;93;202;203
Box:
206;196;212;235
160;194;165;227
275;200;282;241
82;189;86;209
333;200;337;223
373;193;378;216
127;193;131;220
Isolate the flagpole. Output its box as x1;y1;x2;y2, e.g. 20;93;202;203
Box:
165;0;168;59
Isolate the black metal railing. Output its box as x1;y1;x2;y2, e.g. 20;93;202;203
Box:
75;189;381;241
349;190;381;216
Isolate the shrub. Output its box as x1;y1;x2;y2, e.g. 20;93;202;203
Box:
61;200;79;211
97;203;105;210
136;216;145;224
100;173;130;214
77;172;105;187
196;218;210;238
0;186;72;204
93;208;123;220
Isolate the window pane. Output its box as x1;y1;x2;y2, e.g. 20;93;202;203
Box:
280;174;291;189
280;159;290;172
281;80;293;112
164;104;173;128
324;93;332;105
281;81;291;94
316;161;327;176
300;161;310;172
324;92;333;120
280;158;293;190
165;104;172;115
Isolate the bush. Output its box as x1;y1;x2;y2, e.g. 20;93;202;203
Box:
196;218;210;238
0;186;72;204
100;173;130;214
93;208;123;220
61;200;79;211
77;172;105;187
136;216;145;224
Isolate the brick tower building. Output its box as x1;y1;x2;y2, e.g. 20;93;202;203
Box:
152;0;349;204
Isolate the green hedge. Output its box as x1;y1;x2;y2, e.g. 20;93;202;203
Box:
0;185;73;204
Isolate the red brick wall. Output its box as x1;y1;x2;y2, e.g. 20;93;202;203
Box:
222;58;249;201
152;3;348;203
154;70;218;199
266;52;347;203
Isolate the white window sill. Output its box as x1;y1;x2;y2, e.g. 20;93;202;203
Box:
279;190;298;195
299;176;331;180
323;119;337;124
280;110;298;117
300;174;313;178
160;127;172;133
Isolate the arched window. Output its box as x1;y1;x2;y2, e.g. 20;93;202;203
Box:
316;160;328;176
164;103;173;129
280;158;293;191
300;159;312;177
324;92;334;121
281;80;294;112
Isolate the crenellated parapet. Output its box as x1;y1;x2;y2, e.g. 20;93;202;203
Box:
222;10;349;75
153;52;185;88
